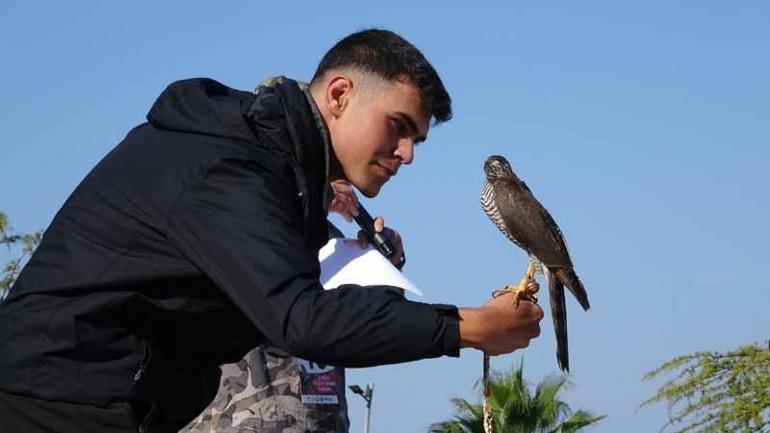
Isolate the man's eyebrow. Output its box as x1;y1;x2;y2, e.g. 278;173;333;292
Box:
395;111;427;144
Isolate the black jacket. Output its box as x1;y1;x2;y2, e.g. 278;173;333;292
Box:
0;78;459;429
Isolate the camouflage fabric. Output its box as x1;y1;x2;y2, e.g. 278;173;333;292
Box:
181;346;349;433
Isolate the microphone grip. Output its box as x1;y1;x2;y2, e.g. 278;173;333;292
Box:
352;202;395;259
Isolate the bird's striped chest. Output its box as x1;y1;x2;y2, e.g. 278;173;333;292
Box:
480;180;525;249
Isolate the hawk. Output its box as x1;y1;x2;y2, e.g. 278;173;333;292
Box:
480;155;590;372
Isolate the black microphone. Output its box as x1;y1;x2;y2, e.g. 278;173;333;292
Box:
352;202;395;259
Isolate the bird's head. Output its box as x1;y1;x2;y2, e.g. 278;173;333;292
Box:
484;155;514;181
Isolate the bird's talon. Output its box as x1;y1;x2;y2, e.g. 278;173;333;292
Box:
492;284;517;298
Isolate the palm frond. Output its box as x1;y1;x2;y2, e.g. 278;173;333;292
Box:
431;360;605;433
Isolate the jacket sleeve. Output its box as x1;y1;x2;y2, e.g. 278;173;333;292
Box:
166;156;460;367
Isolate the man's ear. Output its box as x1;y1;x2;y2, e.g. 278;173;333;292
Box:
326;76;352;118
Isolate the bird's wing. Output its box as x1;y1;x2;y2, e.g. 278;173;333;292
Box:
491;179;573;268
539;204;574;264
494;178;590;309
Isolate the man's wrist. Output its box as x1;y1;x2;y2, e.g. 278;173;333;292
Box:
458;307;483;350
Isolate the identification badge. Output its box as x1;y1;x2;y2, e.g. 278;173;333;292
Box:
299;359;339;405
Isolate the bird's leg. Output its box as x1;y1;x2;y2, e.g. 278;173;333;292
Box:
492;261;539;306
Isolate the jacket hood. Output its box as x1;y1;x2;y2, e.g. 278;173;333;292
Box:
147;78;257;143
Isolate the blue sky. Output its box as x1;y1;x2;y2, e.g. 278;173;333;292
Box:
1;2;768;432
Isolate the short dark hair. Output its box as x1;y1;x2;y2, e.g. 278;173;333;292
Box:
312;29;452;124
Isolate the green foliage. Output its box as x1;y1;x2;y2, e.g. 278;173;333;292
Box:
429;361;605;433
642;342;770;433
1;211;42;298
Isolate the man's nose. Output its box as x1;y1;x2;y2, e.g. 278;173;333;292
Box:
395;138;414;165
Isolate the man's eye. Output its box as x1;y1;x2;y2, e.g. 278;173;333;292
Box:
392;118;407;135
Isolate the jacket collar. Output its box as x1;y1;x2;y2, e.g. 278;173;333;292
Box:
246;77;331;247
298;83;334;211
250;77;334;211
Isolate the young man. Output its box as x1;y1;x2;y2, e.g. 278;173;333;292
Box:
0;29;543;432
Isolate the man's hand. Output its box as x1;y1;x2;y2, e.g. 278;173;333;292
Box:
329;180;359;222
330;180;405;268
458;293;544;355
353;215;405;268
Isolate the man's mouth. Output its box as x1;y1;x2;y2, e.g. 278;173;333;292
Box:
378;164;398;177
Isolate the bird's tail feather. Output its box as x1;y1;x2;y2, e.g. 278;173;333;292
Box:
548;268;569;373
553;268;590;311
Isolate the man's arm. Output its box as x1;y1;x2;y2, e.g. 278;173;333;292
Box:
327;179;544;356
166;156;460;367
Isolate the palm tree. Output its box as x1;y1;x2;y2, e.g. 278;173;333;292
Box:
429;361;605;433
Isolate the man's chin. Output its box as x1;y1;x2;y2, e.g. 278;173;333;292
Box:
356;180;383;198
359;185;380;198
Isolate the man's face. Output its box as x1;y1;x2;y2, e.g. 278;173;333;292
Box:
329;77;430;198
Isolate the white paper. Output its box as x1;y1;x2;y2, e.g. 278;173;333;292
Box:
318;238;423;296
